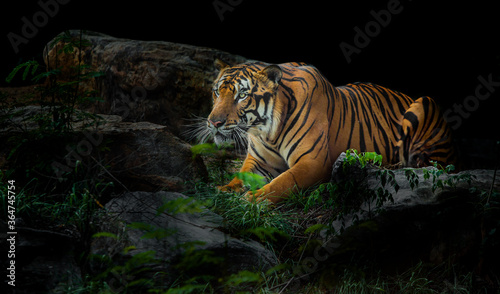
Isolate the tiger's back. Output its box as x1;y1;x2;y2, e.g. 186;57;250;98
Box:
329;83;416;166
329;83;413;164
272;64;455;168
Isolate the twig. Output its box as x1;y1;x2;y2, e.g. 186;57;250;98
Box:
90;155;130;192
486;141;499;204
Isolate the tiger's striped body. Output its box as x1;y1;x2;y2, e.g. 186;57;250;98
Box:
204;60;456;203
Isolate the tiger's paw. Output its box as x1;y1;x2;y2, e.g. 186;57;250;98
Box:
217;182;244;194
244;189;279;205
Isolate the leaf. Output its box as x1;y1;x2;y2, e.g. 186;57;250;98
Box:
127;222;154;231
423;169;430;180
31;69;61;83
394;182;400;193
245;226;288;243
225;270;262;286
92;232;118;239
127;222;177;240
140;228;176;240
123;246;137;253
23;61;38;80
6;60;40;83
304;223;328;234
380;171;387;187
156;197;205;215
190;143;219;158
235;172;266;192
265;263;289;275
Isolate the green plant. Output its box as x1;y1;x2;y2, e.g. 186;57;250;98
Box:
0;162;111;228
5;30;104;134
234;171;266;194
215;191;296;236
307;150;395;233
89;195;294;294
3;30;105;187
90;197;212;293
422;161;476;192
190;142;238;185
404;168;419;190
344;149;383;169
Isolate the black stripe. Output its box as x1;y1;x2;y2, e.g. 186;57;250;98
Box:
294;131;324;165
250;143;266;162
405;112;419;131
359;123;366;151
286;120;316;161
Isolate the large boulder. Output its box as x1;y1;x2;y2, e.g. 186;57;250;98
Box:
298;153;499;279
89;116;208;192
43;30;252;135
91;191;277;288
0;107;207;192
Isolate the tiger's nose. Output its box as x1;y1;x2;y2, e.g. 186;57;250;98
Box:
208;119;226;129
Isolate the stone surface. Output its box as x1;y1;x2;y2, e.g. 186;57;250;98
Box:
0;108;207;192
91;191;277;285
320;152;499;268
43;30;252;136
92;117;208;192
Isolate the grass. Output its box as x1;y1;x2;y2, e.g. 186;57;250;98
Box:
182;149;500;293
2;148;498;293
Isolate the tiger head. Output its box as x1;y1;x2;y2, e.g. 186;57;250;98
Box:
205;59;283;148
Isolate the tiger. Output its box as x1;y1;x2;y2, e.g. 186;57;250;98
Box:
189;59;457;203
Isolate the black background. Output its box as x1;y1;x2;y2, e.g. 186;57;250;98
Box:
1;0;499;141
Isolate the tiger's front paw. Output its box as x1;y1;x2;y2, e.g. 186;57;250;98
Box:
217;184;242;193
244;189;279;204
217;178;245;194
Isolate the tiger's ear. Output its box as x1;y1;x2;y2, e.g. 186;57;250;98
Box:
258;65;283;86
214;58;231;71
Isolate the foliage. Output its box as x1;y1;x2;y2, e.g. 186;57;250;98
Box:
305;150;396;233
2;30;105;187
234;171;266;193
209;186;296;237
0;30;116;293
89;195;287;293
4;30;104;134
344;149;382;169
190;142;239;185
422;161;475;192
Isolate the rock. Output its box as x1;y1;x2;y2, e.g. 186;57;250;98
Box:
91;191;277;286
0;108;207;192
317;152;499;269
91;117;208;192
43;30;252;135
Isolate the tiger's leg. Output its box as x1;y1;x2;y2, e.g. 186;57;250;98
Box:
218;153;272;193
396;96;457;167
246;155;332;204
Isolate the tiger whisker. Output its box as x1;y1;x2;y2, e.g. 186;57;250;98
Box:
182;114;250;155
182;116;213;144
233;126;248;154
